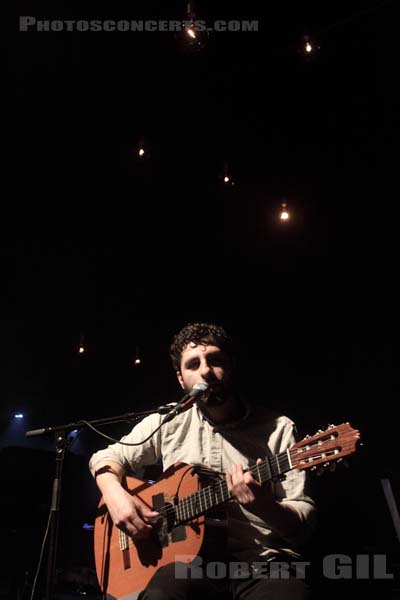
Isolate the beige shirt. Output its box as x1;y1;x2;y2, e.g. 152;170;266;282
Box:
89;403;316;562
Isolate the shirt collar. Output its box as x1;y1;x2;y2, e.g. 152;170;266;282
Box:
197;399;252;430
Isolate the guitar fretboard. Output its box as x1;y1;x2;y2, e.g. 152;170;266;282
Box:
174;450;291;524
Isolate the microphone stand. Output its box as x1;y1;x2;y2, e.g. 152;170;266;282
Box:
25;406;173;600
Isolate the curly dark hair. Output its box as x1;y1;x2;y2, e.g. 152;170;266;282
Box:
169;322;234;371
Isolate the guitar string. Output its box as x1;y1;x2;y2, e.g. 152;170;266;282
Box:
150;460;280;523
154;452;306;521
142;445;351;524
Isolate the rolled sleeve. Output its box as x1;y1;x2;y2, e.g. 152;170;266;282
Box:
274;420;317;539
89;412;163;477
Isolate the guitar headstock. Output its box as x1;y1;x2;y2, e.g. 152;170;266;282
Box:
290;423;360;473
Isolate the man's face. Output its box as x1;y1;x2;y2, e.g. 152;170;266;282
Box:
176;342;233;404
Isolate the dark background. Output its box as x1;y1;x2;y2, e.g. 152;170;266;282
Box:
3;1;399;598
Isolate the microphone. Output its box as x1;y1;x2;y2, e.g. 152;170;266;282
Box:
161;382;209;424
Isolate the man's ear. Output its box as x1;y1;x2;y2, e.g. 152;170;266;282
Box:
176;371;185;389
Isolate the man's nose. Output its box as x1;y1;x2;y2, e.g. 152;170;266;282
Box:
200;363;213;379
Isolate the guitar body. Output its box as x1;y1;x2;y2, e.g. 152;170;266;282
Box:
94;462;223;600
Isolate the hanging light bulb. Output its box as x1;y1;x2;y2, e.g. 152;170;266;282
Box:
134;345;142;366
303;35;312;54
78;334;85;354
176;2;208;52
185;2;196;39
137;136;146;158
301;35;319;56
222;162;235;186
186;23;197;39
279;201;290;222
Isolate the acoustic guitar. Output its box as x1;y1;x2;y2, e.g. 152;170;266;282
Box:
94;422;360;600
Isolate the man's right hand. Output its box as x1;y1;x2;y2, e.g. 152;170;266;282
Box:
94;462;159;541
104;485;160;540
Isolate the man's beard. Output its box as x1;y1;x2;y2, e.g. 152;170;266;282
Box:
201;383;227;406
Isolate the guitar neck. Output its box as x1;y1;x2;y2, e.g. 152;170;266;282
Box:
174;450;291;524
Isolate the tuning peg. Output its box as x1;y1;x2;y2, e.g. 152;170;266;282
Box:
343;459;350;469
328;424;336;429
329;462;336;472
316;467;325;476
313;429;323;437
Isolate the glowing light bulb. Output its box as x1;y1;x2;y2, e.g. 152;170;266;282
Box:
279;201;290;221
305;42;312;53
187;27;196;39
224;176;230;183
138;147;145;157
78;334;85;354
134;345;142;365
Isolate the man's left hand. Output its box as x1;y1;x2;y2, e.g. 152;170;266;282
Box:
226;459;272;507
